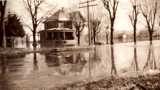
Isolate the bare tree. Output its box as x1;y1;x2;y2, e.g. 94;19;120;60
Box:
74;22;85;45
129;0;139;45
0;0;7;48
140;0;158;45
90;19;101;44
102;0;119;45
71;11;85;46
23;0;44;48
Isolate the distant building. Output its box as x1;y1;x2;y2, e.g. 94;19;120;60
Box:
39;8;85;47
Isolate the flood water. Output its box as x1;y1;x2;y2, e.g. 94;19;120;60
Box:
1;40;160;90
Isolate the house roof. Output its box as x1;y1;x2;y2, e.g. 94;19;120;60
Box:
45;8;85;23
47;28;75;31
45;8;70;22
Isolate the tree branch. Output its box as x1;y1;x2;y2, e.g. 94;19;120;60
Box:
23;23;33;32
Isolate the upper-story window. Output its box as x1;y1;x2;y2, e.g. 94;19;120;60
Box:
58;22;64;28
45;21;58;29
64;21;72;29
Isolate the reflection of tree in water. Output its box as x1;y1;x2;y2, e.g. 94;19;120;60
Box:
110;46;117;76
87;47;102;77
0;54;27;90
86;46;103;90
92;47;101;62
70;53;86;72
143;45;157;70
45;52;87;75
1;56;7;74
0;56;14;90
0;76;12;90
33;52;39;71
130;47;139;71
0;54;26;74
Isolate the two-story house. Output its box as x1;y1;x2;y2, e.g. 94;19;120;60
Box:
39;8;85;47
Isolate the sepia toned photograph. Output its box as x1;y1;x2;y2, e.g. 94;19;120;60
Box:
0;0;160;90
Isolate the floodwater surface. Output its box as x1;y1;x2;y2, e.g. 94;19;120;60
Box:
0;40;160;90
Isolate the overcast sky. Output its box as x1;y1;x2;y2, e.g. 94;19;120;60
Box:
7;0;151;34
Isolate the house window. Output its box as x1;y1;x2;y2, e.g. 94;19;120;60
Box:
58;22;64;28
45;21;58;29
65;32;74;40
64;21;72;29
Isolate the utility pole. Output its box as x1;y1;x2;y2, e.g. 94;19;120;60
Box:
79;0;97;45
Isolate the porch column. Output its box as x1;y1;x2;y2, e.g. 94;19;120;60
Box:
45;30;47;42
63;32;65;40
51;32;53;40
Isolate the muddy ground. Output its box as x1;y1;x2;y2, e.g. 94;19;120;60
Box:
55;73;160;90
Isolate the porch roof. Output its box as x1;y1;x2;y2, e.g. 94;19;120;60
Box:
39;28;75;33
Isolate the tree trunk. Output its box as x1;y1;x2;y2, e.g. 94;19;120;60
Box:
0;10;3;47
0;19;3;47
77;32;80;46
33;30;37;48
110;26;114;45
0;30;2;47
110;20;114;45
0;1;7;48
93;30;96;44
133;24;136;45
149;31;153;45
2;21;6;48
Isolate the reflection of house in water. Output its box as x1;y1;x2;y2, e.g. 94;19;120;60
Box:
45;52;86;75
39;8;85;47
0;55;26;75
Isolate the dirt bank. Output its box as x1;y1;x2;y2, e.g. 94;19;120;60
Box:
55;73;160;90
